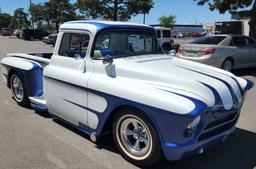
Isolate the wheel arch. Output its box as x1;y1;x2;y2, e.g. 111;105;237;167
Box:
223;56;234;65
99;104;162;142
221;57;234;70
7;69;15;88
6;65;43;97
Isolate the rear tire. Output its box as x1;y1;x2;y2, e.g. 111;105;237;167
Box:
112;109;162;167
10;74;29;107
221;59;233;72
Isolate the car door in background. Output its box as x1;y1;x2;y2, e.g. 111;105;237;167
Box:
247;37;256;67
230;37;251;68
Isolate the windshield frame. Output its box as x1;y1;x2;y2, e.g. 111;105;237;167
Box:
90;28;163;60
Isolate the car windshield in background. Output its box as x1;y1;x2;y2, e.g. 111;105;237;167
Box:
92;30;163;59
191;36;226;45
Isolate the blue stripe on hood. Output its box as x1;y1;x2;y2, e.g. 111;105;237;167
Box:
177;66;239;106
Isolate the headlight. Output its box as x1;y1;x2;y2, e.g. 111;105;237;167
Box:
184;115;201;137
187;116;201;130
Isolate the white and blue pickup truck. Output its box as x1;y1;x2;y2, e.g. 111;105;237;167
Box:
1;21;254;166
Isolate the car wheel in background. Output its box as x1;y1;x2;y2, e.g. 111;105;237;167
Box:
162;43;172;53
113;108;162;167
221;59;233;72
10;74;29;106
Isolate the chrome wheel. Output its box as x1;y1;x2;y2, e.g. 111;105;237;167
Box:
116;115;153;160
11;75;24;102
222;60;233;71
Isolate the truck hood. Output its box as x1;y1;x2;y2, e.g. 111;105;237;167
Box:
112;54;253;111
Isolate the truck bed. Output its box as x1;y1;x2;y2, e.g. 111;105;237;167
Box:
7;52;53;65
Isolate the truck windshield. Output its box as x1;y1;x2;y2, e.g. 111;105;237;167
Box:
92;30;163;59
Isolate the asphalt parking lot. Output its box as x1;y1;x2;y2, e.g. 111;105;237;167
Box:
0;35;256;169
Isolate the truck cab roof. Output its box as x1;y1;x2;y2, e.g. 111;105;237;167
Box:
60;20;154;34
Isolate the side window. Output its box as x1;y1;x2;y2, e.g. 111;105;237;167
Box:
128;34;153;53
156;30;161;38
59;33;90;58
230;37;248;47
163;30;171;38
95;34;110;49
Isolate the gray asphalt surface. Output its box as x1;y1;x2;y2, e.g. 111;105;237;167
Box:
0;35;255;169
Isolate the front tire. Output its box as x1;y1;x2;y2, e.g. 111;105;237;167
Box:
112;109;162;166
10;74;29;106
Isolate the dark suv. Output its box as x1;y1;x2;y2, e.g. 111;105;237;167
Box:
20;29;49;40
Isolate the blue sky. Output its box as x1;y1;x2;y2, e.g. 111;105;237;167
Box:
0;0;231;24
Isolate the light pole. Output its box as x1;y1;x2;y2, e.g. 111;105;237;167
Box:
30;0;34;29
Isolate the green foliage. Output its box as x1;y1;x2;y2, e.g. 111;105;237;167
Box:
29;3;46;23
29;0;81;32
0;13;12;29
194;0;256;38
14;8;31;29
76;0;154;21
159;15;176;28
195;0;253;13
8;17;18;29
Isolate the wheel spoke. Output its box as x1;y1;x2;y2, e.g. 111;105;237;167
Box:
140;137;148;145
13;84;19;89
132;121;138;130
12;76;24;101
126;129;134;136
141;128;146;134
134;139;140;149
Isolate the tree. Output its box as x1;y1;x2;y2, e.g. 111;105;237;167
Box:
159;15;176;28
14;8;31;29
76;0;154;21
130;0;154;23
194;0;256;38
8;17;18;29
29;3;46;24
0;13;11;29
41;0;80;32
29;3;51;31
29;0;81;32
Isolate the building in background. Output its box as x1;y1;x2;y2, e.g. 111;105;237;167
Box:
151;24;203;34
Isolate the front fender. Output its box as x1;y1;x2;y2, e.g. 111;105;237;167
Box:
87;74;209;143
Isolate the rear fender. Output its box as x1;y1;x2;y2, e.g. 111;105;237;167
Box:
1;57;44;97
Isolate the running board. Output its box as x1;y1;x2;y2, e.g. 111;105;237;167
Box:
29;95;47;111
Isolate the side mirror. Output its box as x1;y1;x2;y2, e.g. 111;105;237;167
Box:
168;50;176;56
102;55;114;65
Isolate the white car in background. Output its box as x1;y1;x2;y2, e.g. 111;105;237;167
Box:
173;32;184;38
